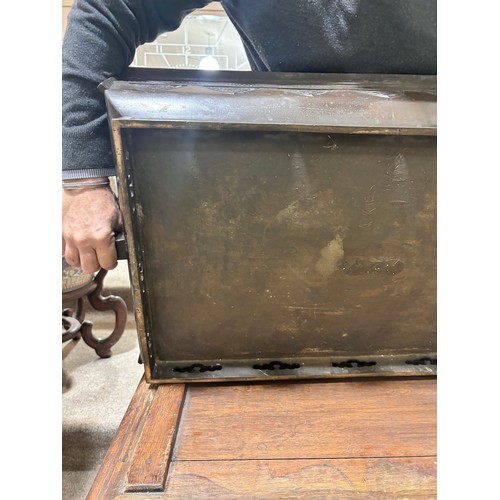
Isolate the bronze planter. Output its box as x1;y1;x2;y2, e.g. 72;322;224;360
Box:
103;69;436;383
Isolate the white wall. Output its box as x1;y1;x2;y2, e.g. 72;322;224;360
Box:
62;1;248;70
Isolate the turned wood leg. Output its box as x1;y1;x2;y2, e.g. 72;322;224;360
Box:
79;269;128;358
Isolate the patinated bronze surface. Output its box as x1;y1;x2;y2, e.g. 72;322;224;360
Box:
104;69;436;382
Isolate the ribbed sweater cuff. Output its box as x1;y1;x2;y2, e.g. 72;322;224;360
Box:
62;168;116;181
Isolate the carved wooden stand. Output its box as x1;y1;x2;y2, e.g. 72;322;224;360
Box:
62;268;127;358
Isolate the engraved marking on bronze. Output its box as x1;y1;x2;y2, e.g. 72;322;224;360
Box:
359;183;376;228
322;134;338;151
385;152;410;204
341;258;404;276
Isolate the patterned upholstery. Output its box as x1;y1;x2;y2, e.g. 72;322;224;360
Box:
62;257;94;292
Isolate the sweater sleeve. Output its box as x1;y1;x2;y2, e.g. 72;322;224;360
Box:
62;0;212;179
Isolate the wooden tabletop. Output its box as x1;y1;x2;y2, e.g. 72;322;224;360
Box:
87;376;436;499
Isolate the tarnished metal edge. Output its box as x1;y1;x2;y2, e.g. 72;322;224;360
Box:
111;118;436;136
146;367;437;384
111;122;153;381
111;67;437;92
103;70;436;135
148;353;437;383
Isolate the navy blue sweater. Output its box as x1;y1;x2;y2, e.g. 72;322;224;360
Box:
62;0;436;179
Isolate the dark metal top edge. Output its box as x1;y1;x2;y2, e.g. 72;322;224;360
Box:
103;68;436;132
110;67;437;92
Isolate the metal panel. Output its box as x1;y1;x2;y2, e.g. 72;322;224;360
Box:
104;69;436;383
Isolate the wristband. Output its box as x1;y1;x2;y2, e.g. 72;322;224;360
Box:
62;179;110;190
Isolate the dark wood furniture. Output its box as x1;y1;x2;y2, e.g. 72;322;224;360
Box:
87;376;436;499
62;260;127;358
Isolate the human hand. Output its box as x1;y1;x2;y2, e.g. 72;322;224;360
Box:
62;180;123;273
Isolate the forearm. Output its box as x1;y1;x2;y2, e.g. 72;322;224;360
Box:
62;0;211;179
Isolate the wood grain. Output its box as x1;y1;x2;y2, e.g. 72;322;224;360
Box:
88;377;436;499
86;377;156;500
165;457;437;499
125;383;186;492
112;457;436;500
173;378;436;461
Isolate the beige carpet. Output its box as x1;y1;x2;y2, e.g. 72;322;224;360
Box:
62;287;143;500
